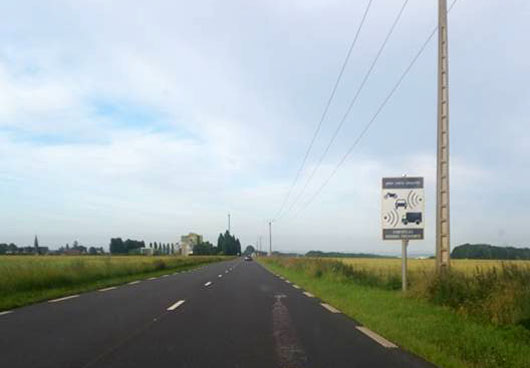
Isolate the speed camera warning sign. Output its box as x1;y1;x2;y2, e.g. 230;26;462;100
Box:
382;177;425;240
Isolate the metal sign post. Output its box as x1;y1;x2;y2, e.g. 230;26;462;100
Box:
381;177;424;291
401;239;408;291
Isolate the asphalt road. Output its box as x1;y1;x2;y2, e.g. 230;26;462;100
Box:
0;259;435;368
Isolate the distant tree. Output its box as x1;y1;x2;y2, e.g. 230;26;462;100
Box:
110;238;125;254
244;245;255;255
193;241;216;255
171;243;175;254
217;233;225;254
154;242;158;250
149;242;153;248
66;243;70;251
88;246;97;255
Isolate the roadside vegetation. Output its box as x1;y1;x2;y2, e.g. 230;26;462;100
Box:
0;255;228;311
260;257;530;368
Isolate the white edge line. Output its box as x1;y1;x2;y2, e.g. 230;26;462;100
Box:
292;284;301;289
356;326;398;348
285;280;292;284
0;311;13;316
99;286;117;292
49;295;80;303
128;281;140;285
162;274;169;278
167;300;186;311
320;303;341;313
148;277;157;280
303;291;315;298
204;281;212;287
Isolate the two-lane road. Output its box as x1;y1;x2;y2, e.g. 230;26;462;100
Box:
0;259;434;367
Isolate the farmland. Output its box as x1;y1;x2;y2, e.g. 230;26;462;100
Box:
0;255;228;311
337;257;530;274
260;256;530;368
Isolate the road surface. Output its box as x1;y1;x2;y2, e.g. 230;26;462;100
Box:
0;259;434;368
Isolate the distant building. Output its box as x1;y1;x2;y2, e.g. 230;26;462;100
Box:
140;247;154;256
180;233;203;256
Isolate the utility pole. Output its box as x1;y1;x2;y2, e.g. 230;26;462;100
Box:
268;221;272;256
228;213;231;233
436;0;451;272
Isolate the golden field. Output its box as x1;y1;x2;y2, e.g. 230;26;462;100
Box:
335;257;530;274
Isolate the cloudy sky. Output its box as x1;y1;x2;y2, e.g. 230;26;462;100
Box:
1;0;529;254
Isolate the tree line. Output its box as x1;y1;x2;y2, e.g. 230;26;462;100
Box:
451;243;530;260
192;231;242;255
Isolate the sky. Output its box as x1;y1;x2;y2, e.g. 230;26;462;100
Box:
1;0;529;255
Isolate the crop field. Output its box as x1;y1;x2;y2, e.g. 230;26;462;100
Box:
0;255;227;310
336;257;530;274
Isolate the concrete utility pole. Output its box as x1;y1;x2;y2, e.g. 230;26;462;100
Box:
436;0;451;272
268;221;272;256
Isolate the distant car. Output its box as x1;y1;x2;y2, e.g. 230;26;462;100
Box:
395;199;407;210
244;255;253;261
384;192;398;199
402;212;422;225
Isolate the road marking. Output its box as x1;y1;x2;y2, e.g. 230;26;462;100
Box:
162;274;169;278
98;286;117;292
218;274;222;278
285;280;292;284
303;292;315;298
128;281;140;285
167;300;186;311
148;277;157;280
0;311;13;316
204;281;212;287
49;295;79;303
356;326;397;348
320;303;341;313
292;284;301;289
225;270;229;273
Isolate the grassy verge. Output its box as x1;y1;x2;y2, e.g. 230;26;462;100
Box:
0;255;229;311
260;258;530;368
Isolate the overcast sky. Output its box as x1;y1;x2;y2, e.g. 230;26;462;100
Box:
1;0;529;254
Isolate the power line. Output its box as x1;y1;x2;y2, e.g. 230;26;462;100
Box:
285;0;461;222
277;0;411;221
273;0;374;221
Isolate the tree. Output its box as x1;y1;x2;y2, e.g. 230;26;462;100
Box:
193;241;216;255
110;238;125;254
217;233;225;254
88;247;97;255
244;245;255;255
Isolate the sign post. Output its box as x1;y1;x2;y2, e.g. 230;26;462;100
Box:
381;176;424;291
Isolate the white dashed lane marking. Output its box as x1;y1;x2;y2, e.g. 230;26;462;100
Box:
167;300;186;311
320;303;341;313
49;295;80;303
218;274;222;278
303;291;315;298
204;281;212;287
128;281;140;285
0;311;13;316
148;277;157;280
98;286;117;292
292;284;301;289
356;326;398;348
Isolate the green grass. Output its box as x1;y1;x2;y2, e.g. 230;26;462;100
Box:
261;258;530;368
0;255;229;311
